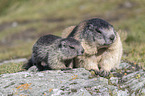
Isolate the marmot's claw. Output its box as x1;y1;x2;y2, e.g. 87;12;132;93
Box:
95;69;110;77
110;68;116;72
89;69;96;72
61;68;72;71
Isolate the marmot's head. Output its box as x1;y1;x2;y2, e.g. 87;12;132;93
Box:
58;38;84;60
79;18;116;48
68;18;116;48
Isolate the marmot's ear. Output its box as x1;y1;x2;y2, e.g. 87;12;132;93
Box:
61;26;76;38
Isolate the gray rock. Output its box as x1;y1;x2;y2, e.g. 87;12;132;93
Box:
0;68;91;95
93;92;109;96
117;89;129;96
120;69;145;93
70;88;92;96
122;69;144;80
118;62;130;69
110;77;118;85
0;62;145;95
131;92;136;96
140;88;145;95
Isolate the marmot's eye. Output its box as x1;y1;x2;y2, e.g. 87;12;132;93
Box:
93;37;96;41
96;29;101;34
63;44;66;47
69;46;75;49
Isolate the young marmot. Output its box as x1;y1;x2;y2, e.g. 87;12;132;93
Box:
62;18;123;76
23;34;84;71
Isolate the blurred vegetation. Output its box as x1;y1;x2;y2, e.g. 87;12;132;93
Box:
0;0;145;74
0;62;24;74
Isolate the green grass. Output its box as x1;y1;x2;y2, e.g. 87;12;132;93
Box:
0;62;24;74
0;41;34;61
0;0;145;74
123;42;145;68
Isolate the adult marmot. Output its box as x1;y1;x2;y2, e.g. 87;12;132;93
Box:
23;34;84;71
62;18;123;76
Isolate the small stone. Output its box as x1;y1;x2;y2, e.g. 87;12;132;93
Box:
71;88;92;96
140;88;145;95
131;92;136;96
117;89;129;96
12;22;18;27
118;63;129;69
27;66;38;73
110;77;118;85
99;88;108;93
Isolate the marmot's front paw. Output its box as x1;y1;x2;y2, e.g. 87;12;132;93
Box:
61;68;72;71
96;69;111;77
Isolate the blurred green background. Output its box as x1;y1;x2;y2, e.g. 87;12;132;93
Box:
0;0;145;74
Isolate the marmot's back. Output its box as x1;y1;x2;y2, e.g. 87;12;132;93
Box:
36;34;61;46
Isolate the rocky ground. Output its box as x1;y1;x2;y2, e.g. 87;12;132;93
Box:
0;61;145;96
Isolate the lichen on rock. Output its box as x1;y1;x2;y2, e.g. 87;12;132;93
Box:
0;62;145;95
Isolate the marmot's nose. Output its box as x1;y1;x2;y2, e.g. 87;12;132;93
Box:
81;49;84;54
78;49;84;56
109;35;115;41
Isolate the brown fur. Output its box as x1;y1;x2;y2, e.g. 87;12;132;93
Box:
23;35;84;71
61;19;123;76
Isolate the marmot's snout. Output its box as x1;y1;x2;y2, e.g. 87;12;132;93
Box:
104;34;116;46
109;34;115;41
77;48;84;56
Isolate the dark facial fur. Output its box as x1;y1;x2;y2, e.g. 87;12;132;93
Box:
59;38;84;60
68;18;116;48
83;18;116;48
